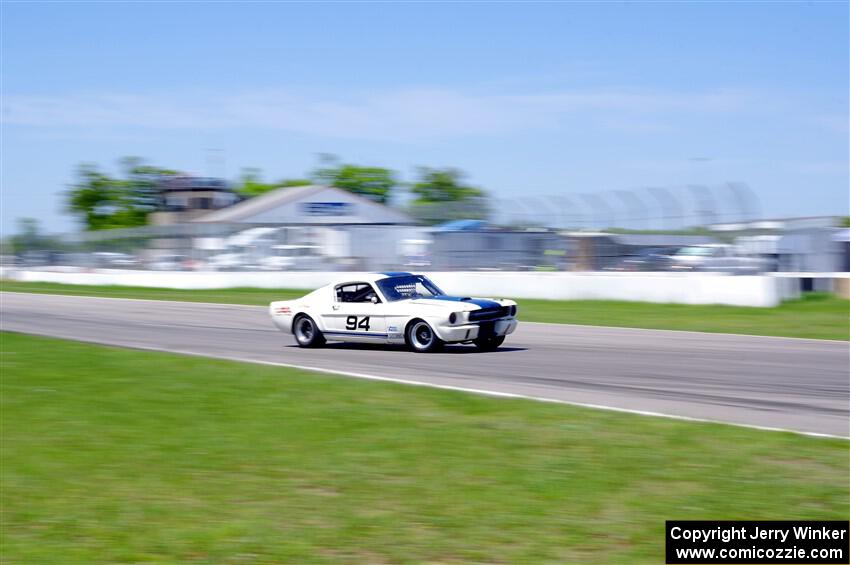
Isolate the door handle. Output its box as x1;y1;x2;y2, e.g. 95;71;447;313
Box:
332;305;340;310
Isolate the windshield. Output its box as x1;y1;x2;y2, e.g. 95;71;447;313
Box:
676;246;714;257
376;275;444;302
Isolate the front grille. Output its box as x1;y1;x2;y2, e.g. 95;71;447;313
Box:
477;321;497;338
469;306;510;322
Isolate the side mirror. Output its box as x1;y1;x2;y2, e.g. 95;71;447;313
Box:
371;295;379;304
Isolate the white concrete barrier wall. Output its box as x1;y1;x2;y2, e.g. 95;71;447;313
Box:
4;269;808;307
433;272;801;307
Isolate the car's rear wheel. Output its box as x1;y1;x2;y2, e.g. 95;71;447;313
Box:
474;335;505;351
407;320;443;353
293;315;325;348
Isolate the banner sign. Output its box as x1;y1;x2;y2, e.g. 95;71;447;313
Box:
300;202;353;216
666;521;849;564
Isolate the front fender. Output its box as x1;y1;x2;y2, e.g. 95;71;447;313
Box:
394;314;451;342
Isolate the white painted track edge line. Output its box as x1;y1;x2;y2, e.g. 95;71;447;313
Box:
2;291;847;344
4;329;847;441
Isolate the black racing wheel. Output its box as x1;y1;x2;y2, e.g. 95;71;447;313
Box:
406;320;443;353
293;315;326;348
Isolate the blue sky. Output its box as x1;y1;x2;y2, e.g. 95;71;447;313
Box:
2;1;848;233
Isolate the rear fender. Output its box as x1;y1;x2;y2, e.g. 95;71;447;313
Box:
270;300;300;333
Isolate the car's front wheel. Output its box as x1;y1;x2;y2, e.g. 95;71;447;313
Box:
474;335;505;352
407;320;443;353
293;315;326;348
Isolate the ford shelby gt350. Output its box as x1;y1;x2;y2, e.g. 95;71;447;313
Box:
269;272;518;352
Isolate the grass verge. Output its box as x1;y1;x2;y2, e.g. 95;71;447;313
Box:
2;332;848;563
3;279;849;340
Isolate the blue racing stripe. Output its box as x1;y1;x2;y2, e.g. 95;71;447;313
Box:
324;331;388;337
425;296;501;309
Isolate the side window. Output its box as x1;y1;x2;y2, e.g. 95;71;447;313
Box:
335;284;353;302
358;285;379;303
335;283;380;303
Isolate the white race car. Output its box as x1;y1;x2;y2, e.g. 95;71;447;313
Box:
269;272;518;352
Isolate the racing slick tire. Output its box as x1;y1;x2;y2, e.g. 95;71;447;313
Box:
406;320;443;353
293;315;326;348
473;335;505;351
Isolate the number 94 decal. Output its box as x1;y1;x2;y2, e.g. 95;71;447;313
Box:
346;316;371;331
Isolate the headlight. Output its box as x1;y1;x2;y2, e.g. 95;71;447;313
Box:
449;312;457;324
510;305;517;316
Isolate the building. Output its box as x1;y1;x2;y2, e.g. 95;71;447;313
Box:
149;176;240;225
428;224;564;270
564;232;718;271
193;184;414;225
710;216;845;272
189;185;423;270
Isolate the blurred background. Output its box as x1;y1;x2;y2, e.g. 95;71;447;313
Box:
4;171;848;276
2;3;847;292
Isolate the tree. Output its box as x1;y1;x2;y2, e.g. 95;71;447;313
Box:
66;158;177;231
120;157;178;217
236;168;311;198
8;218;64;254
409;167;484;203
67;163;122;230
10;218;42;253
311;154;396;204
408;167;489;224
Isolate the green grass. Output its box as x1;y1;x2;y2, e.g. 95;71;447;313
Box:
0;280;308;305
2;333;848;564
3;279;848;340
518;293;849;341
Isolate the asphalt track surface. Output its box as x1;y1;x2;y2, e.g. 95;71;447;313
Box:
2;291;848;438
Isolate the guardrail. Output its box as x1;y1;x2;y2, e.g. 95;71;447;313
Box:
1;268;822;307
